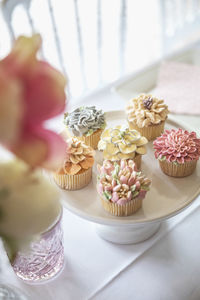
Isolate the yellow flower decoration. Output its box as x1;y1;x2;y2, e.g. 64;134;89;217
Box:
98;125;148;161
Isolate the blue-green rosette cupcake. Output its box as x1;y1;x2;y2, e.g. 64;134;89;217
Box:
64;106;106;149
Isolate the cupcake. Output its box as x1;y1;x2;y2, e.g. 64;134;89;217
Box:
54;137;94;190
153;129;200;177
97;159;151;216
64;106;106;149
98;125;148;169
126;94;169;141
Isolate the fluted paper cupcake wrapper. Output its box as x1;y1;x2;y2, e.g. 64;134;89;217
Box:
159;159;197;177
129;121;165;141
78;129;103;149
134;154;141;170
101;196;143;217
54;168;92;190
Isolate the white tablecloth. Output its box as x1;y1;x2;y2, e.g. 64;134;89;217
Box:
0;88;200;300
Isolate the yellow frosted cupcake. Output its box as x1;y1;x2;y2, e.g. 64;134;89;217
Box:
126;94;169;141
64;106;106;149
97;159;151;216
54;137;94;190
98;125;148;169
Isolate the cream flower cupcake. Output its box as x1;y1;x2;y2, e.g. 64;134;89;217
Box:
97;159;151;216
64;106;106;149
54;137;94;190
153;129;200;177
126;94;169;141
98;125;148;169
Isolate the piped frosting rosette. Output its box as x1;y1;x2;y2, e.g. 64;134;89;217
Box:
98;125;148;169
153;129;200;164
153;128;200;177
54;137;94;190
126;94;169;128
64;106;106;136
64;106;106;149
63;138;94;175
126;94;169;141
97;159;151;216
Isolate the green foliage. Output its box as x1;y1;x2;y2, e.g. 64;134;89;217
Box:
103;191;112;200
159;156;166;161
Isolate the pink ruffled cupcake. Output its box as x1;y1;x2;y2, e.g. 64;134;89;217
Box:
153;129;200;177
97;159;151;216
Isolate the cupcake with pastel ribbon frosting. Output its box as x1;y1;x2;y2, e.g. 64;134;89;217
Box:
97;159;151;216
153;128;200;177
126;94;169;141
98;125;148;169
54;137;94;190
64;106;106;149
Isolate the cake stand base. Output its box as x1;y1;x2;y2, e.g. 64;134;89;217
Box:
95;222;161;244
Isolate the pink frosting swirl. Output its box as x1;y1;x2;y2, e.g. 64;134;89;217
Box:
153;129;200;164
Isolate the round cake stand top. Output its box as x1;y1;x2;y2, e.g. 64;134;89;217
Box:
60;111;200;226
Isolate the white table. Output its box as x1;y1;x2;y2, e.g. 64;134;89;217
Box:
0;87;200;300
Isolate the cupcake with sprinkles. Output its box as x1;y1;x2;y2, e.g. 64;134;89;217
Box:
153;128;200;177
64;106;106;149
97;159;151;216
98;125;148;169
126;94;169;141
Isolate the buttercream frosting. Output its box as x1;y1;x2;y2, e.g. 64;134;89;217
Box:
64;106;106;136
98;125;148;160
126;94;169;128
153;128;200;164
58;137;94;175
97;159;151;205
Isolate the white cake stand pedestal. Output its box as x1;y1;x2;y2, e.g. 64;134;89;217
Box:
95;222;161;244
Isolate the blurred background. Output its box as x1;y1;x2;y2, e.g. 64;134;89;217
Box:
1;0;200;99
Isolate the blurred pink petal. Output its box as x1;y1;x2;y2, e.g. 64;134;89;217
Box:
1;34;41;77
9;129;48;168
24;61;66;123
39;130;67;171
0;70;23;144
9;128;67;170
0;34;67;171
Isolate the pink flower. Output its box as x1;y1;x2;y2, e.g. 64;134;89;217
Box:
120;175;128;184
102;160;114;175
97;159;151;205
135;181;141;190
0;34;67;170
117;198;127;205
111;192;119;203
138;190;147;199
153;129;200;164
112;179;117;187
104;185;112;191
128;175;136;186
98;183;103;194
127;191;132;202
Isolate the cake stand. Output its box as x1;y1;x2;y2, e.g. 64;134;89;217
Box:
60;111;200;244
